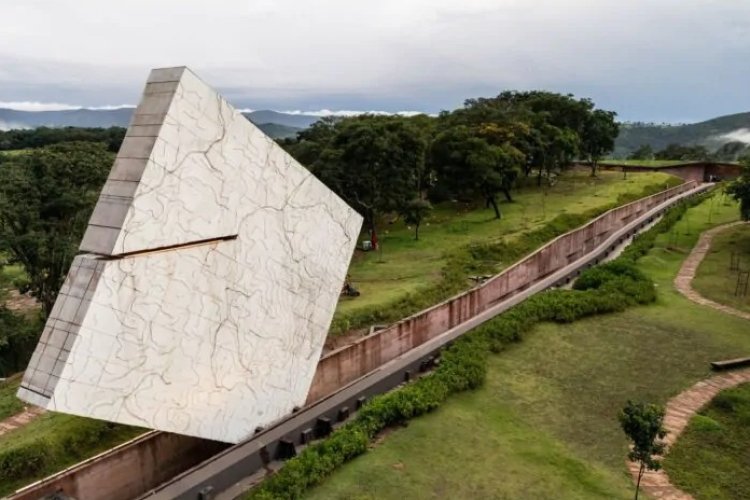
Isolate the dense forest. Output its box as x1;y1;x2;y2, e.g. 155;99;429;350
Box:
279;91;619;236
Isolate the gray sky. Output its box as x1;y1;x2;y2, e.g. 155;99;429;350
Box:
1;0;749;122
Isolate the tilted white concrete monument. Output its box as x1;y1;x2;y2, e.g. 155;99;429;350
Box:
17;67;362;443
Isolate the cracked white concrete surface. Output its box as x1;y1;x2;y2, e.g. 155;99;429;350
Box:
17;67;362;443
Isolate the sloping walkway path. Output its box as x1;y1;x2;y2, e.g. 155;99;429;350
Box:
628;367;750;500
674;221;750;321
0;405;44;437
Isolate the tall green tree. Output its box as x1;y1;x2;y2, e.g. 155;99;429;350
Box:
314;115;427;236
0;142;112;315
402;198;432;240
581;109;619;176
726;157;750;220
430;126;523;219
619;401;668;500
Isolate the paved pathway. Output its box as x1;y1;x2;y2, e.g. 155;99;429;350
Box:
0;405;44;437
674;221;750;321
627;367;750;500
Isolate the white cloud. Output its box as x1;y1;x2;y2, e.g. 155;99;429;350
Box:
717;128;750;144
276;109;426;117
0;101;135;112
0;101;80;111
0;1;749;121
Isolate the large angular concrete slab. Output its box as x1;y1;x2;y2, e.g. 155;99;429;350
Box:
17;67;362;443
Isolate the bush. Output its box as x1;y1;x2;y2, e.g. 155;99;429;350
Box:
0;440;50;481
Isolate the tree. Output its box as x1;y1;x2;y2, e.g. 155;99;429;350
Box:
628;144;654;161
313;116;427;238
619;401;668;500
726;158;750;220
431;126;524;219
581;109;619;176
402;198;432;240
0;142;113;315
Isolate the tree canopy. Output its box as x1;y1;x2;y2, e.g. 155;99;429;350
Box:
282;90;619;230
0;141;113;315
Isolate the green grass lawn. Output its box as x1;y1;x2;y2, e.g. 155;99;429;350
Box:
692;221;750;314
665;383;750;500
0;375;24;421
600;159;701;168
306;193;747;500
336;170;678;317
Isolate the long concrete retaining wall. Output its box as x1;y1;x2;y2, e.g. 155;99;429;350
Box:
305;180;698;402
10;179;700;500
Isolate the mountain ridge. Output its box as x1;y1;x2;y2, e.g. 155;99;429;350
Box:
614;111;750;157
0;107;315;139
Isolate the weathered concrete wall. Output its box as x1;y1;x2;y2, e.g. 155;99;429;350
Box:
660;165;705;183
11;432;227;500
306;181;697;403
705;163;742;180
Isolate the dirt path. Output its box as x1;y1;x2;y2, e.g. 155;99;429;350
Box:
628;367;750;500
0;405;44;437
674;221;750;321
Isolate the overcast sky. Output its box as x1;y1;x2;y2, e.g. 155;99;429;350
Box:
1;0;748;122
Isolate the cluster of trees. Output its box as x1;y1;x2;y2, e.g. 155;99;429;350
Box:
281;91;618;239
629;142;750;162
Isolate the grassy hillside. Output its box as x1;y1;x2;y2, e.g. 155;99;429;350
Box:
333;171;679;329
614;112;750;158
306;194;749;500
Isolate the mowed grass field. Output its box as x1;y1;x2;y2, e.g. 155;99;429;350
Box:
306;192;749;499
336;170;678;316
692;220;750;314
665;382;750;499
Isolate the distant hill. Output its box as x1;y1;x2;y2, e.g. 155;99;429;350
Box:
0;107;133;129
615;112;750;158
242;110;320;129
255;123;303;139
0;108;318;139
